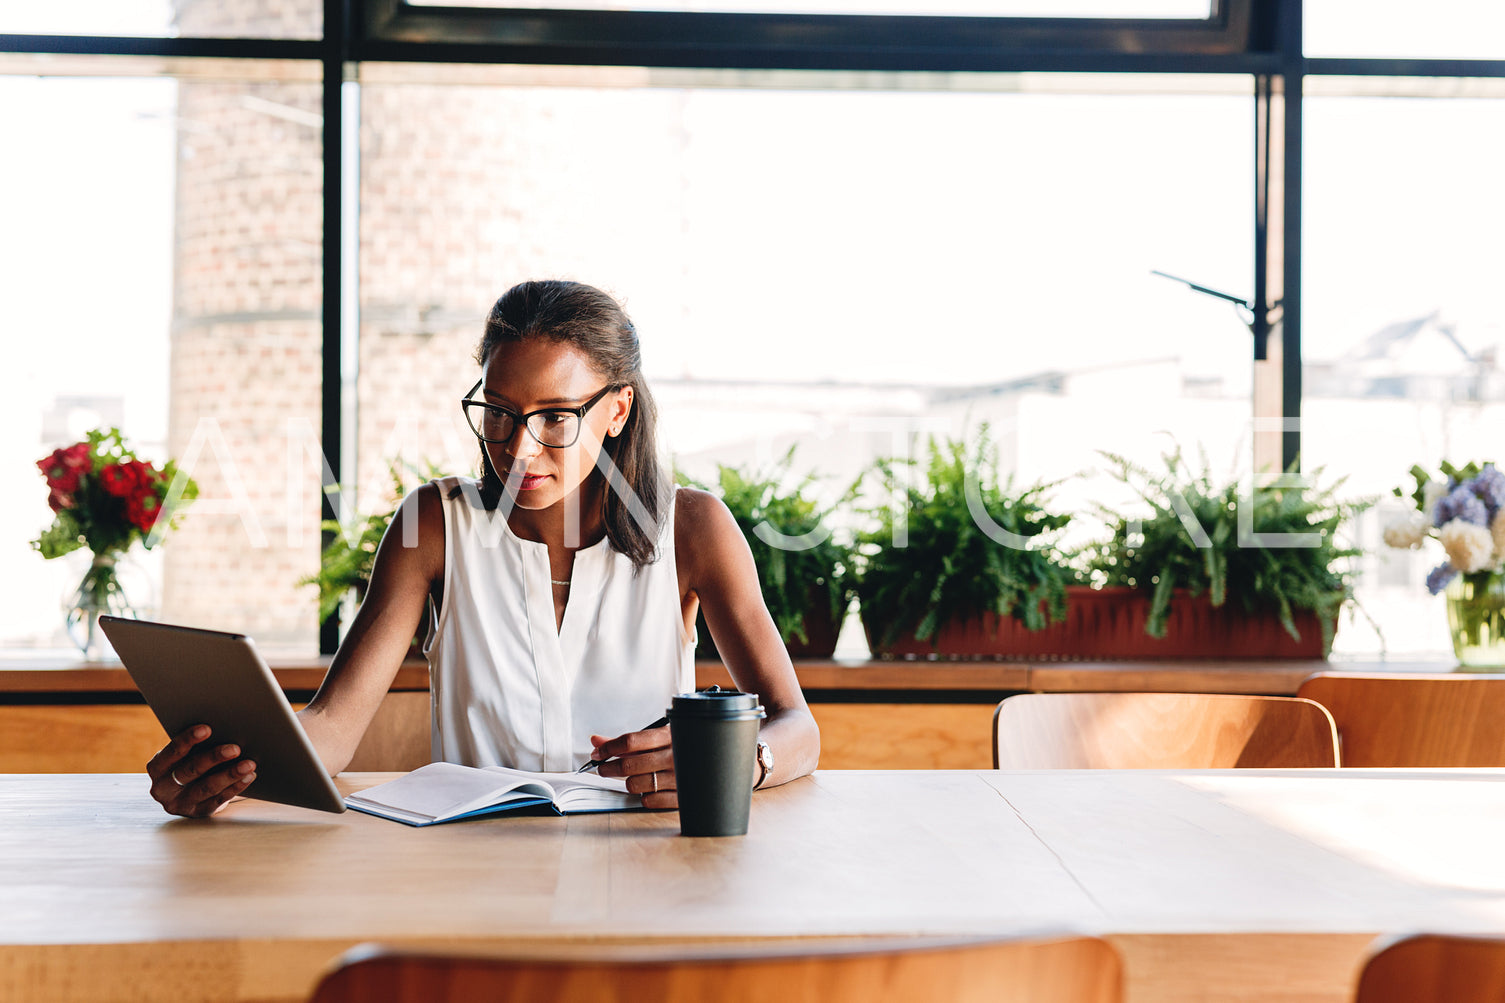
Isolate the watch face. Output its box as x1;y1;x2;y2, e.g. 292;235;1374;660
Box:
758;742;774;769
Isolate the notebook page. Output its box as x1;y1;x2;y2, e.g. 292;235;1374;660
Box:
481;767;636;812
350;762;553;821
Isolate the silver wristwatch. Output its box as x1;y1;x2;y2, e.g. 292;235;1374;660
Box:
754;740;774;790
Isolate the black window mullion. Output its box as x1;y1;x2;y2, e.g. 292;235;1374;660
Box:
1278;0;1301;473
0;33;320;59
320;0;350;655
361;0;1250;57
350;37;1278;72
350;37;1276;73
1307;56;1505;78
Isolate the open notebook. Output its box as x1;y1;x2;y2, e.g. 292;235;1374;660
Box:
345;762;639;825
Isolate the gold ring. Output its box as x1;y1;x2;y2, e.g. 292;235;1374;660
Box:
169;769;186;787
649;773;657;794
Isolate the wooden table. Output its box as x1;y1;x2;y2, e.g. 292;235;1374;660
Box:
5;769;1504;1003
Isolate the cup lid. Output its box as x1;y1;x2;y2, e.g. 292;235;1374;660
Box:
668;689;767;720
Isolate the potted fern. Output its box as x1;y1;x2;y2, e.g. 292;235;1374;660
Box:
679;449;853;660
1082;448;1369;658
301;460;441;652
854;427;1080;658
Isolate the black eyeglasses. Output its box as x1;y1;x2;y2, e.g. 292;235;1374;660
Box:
461;380;618;449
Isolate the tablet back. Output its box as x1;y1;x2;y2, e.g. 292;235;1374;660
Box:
99;616;346;813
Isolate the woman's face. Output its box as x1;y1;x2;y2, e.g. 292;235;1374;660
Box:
477;338;633;513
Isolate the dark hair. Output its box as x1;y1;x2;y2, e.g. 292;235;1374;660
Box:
470;279;668;568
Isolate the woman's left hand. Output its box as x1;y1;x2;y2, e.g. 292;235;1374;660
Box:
590;725;676;809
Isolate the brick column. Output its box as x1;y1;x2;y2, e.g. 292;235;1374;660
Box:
165;0;323;649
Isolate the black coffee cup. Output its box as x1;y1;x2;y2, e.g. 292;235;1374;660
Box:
668;689;766;837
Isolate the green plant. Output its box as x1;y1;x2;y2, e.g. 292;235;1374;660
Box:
302;460;442;625
1085;447;1370;653
678;448;853;656
853;426;1078;649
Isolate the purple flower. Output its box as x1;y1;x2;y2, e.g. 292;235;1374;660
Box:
1425;562;1460;595
1469;464;1505;519
1435;485;1489;527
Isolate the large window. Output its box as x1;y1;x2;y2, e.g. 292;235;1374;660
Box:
1302;77;1505;657
1305;1;1505;60
353;68;1252;561
0;0;321;39
1;74;175;650
3;60;324;656
7;0;1505;661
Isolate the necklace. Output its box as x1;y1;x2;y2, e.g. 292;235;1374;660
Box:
551;579;571;587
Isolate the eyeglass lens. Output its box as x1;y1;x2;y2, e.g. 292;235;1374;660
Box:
469;406;580;447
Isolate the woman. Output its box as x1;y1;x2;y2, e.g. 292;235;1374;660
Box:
149;280;820;817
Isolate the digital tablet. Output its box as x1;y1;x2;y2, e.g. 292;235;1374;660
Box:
99;616;346;814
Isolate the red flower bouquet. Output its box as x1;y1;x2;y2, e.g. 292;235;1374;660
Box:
32;428;196;560
32;428;197;657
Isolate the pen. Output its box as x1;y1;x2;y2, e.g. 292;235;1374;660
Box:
575;715;669;773
575;686;721;773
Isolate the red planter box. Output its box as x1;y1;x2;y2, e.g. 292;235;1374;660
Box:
783;604;841;659
698;603;842;662
864;586;1330;661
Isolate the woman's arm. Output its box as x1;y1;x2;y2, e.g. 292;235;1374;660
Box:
675;486;820;788
578;487;821;808
297;483;445;775
146;484;443;816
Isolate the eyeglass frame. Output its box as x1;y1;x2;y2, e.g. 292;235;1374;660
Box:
461;379;621;449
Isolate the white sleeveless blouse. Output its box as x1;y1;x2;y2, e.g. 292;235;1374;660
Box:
422;476;695;772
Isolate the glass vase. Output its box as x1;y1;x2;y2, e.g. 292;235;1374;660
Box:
1446;572;1505;670
63;552;135;661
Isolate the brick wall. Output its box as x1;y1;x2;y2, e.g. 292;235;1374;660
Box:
165;0;324;649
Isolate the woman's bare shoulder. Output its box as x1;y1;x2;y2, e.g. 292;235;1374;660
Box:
673;484;735;537
396;480;445;531
673;485;745;582
376;481;447;569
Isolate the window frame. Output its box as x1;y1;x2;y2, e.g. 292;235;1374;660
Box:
358;0;1253;71
7;0;1505;649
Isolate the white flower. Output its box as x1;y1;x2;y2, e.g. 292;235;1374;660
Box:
1381;512;1429;550
1493;510;1505;563
1422;480;1449;523
1440;518;1496;574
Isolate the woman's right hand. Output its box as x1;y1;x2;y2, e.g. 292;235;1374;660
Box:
147;724;257;818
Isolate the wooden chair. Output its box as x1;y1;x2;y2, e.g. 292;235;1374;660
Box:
1296;672;1505;767
992;692;1340;769
309;934;1122;1003
1354;934;1505;1002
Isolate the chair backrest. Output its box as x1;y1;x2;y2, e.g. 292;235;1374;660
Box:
309;934;1122;1003
992;692;1340;769
1355;934;1505;1003
1296;672;1505;767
